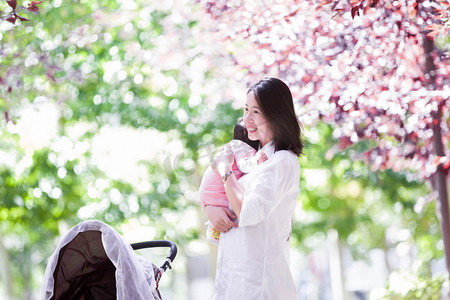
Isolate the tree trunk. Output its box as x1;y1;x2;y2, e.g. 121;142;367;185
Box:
327;229;346;300
422;34;450;283
0;232;13;300
431;104;450;274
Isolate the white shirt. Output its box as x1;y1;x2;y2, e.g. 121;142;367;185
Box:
214;141;300;300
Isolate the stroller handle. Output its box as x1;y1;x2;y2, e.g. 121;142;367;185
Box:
130;240;178;272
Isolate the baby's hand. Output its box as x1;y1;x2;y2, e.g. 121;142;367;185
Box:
257;152;268;165
211;145;234;174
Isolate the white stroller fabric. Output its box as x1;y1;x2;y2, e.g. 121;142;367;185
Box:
40;220;160;300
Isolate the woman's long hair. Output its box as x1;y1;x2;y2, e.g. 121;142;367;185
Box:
247;77;304;156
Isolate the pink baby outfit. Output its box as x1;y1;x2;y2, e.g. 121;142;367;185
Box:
199;139;258;209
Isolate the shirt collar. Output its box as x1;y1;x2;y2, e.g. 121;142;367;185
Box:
258;140;275;158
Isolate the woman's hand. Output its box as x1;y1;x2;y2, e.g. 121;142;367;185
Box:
211;145;234;176
203;206;238;232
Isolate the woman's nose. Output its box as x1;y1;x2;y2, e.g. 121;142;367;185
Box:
243;111;251;123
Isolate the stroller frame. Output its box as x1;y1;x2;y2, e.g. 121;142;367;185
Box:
41;220;178;300
131;240;178;288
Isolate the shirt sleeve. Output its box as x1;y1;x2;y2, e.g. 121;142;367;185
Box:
236;155;258;173
238;151;300;227
230;140;258;173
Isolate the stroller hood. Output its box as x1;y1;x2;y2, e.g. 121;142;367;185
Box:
41;220;161;300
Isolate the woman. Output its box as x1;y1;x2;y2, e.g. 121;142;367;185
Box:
203;77;304;299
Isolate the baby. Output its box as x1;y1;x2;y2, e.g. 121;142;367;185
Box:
199;118;267;244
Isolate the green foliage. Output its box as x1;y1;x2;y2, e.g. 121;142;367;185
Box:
0;147;94;295
371;271;448;300
1;0;245;297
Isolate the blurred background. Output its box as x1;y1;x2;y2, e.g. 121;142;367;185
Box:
1;0;449;299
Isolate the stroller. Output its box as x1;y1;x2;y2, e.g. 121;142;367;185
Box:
41;220;177;300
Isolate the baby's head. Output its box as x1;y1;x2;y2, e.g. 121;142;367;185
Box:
233;118;260;150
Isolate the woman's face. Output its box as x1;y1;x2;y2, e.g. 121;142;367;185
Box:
243;91;273;147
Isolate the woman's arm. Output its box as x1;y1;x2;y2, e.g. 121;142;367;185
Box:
222;173;245;219
212;147;246;219
238;151;300;227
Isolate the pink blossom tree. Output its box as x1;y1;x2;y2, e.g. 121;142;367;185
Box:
197;0;450;276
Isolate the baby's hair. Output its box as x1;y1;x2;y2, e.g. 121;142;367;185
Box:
233;118;260;150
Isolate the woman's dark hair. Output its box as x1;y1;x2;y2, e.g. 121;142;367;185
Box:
233;117;260;150
247;77;304;156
